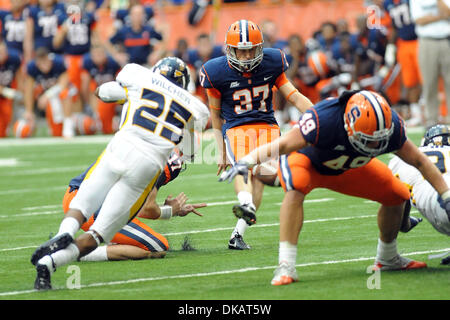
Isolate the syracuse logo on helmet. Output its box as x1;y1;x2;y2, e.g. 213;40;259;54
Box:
344;90;394;157
225;20;264;73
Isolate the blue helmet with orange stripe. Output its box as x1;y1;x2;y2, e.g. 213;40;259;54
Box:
422;124;450;147
152;57;190;90
225;20;264;73
343;90;394;157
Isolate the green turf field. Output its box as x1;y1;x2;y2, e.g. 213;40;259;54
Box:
0;128;448;302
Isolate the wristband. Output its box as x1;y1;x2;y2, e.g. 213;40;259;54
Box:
44;84;62;98
441;190;450;201
159;205;173;220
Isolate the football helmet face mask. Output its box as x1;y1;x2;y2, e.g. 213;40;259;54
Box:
344;90;394;157
152;57;190;90
421;124;450;147
225;20;264;73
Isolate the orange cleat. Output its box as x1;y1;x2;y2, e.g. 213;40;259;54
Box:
271;262;299;286
374;255;427;271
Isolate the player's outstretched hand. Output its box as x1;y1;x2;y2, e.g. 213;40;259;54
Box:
179;203;207;217
218;160;250;184
164;193;187;215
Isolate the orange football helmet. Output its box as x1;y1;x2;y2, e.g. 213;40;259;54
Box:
225;20;264;73
307;50;330;79
344;90;394;157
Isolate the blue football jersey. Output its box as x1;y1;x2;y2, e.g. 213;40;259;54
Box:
0;8;28;53
82;53;121;85
109;25;162;65
28;4;66;52
298;94;407;175
0;48;21;87
27;54;66;89
384;0;417;41
61;12;96;55
200;48;289;134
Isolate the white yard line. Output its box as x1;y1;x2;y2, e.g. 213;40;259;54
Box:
0;247;447;297
0;213;375;251
0;136;110;147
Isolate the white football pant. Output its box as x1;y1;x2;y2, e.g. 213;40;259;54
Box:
69;134;161;243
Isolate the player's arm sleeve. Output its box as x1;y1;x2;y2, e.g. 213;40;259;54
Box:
96;81;127;103
297;109;319;146
199;65;214;89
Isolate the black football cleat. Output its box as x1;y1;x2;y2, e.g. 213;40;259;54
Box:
400;216;423;233
441;255;450;265
228;233;251;250
31;232;73;266
34;264;52;290
232;204;257;225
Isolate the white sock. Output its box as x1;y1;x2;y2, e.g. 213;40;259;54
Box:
231;219;249;238
38;243;80;272
376;238;398;262
56;217;80;239
279;241;297;266
80;245;108;262
37;255;56;274
410;103;421;118
63;117;75;138
237;191;253;206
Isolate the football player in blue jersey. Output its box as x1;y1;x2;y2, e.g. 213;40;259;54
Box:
80;44;122;134
24;46;77;138
0;40;23;137
383;0;422;126
0;0;29;54
200;20;313;250
24;0;67;61
52;0;99;108
220;90;450;285
106;4;163;66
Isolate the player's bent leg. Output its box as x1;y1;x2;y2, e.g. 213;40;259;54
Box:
105;244;167;261
108;218;170;255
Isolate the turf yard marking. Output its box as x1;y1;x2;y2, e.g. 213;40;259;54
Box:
0;136;110;147
0;185;66;196
163;214;375;236
22;204;61;211
0;214;376;251
0;158;19;167
2;165;88;176
0;247;447;297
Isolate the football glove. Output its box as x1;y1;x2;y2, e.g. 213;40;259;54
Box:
219;160;250;184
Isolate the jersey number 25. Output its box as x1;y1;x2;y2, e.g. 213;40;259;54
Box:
132;88;192;144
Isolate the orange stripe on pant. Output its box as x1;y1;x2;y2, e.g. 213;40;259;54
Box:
62;187;169;251
225;122;280;162
277;152;410;206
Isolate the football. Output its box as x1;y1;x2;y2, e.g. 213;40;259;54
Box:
252;159;280;187
75;114;98;135
13;119;34;138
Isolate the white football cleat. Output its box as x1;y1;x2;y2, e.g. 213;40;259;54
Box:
374;254;427;271
271;262;298;286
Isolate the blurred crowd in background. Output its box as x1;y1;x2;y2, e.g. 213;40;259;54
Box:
0;0;449;138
